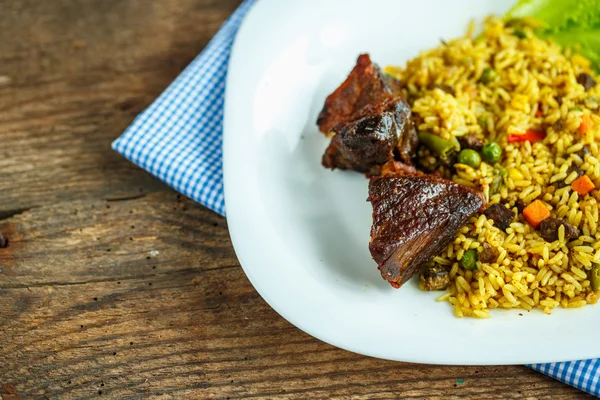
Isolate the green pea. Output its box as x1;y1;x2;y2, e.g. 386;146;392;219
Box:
479;68;498;84
461;250;478;270
457;149;481;168
481;142;502;164
513;29;527;39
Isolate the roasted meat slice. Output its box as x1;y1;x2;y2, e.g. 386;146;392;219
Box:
457;133;484;151
396;122;419;165
317;54;402;134
368;174;483;288
317;54;417;174
479;243;499;264
484;203;513;231
539;218;579;242
321;98;416;174
420;264;450;291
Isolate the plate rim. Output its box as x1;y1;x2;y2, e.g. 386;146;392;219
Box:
223;0;600;365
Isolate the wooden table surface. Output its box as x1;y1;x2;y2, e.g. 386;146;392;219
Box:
0;1;593;399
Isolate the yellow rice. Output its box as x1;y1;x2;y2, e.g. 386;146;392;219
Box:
389;17;600;318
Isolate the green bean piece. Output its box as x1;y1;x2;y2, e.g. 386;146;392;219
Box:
418;132;456;159
461;250;478;270
457;149;482;168
481;142;502;164
490;175;503;195
489;166;507;195
495;166;508;179
592;265;600;291
479;67;498;84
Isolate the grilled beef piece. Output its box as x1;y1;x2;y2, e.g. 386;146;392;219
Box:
395;122;419;165
551;119;565;132
484;203;513;231
368;174;484;288
317;54;402;134
577;73;597;91
515;199;527;214
420;264;450;291
555;95;564;106
457;133;484;151
322;98;416;174
479;243;499;264
577;144;591;159
539;218;579;242
318;54;418;174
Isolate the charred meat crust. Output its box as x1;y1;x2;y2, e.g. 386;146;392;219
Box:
457;133;484;151
420;265;450;291
322;98;414;173
317;54;402;134
368;174;484;288
577;73;596;91
479;243;500;263
539;218;579;242
317;54;417;174
484;203;513;231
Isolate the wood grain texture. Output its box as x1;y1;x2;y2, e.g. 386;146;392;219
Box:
0;1;594;399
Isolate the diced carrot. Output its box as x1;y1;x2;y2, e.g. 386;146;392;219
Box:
522;200;551;228
571;175;596;196
578;114;594;136
507;129;546;143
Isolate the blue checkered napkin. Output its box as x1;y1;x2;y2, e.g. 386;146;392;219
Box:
530;360;600;397
112;0;256;216
112;0;599;396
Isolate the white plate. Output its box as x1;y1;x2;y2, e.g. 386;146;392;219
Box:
223;0;600;365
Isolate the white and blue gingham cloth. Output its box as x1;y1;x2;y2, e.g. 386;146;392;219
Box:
112;1;600;396
112;0;255;216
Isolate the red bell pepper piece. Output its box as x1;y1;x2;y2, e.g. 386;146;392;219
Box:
507;129;546;143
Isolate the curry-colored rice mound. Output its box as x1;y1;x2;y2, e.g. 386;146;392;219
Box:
386;17;600;318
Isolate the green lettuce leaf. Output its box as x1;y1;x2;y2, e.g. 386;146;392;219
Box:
548;28;600;67
507;0;600;69
507;0;600;32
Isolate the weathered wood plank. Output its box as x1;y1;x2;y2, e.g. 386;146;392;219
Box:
0;0;242;214
0;193;231;286
0;0;594;399
0;194;592;399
